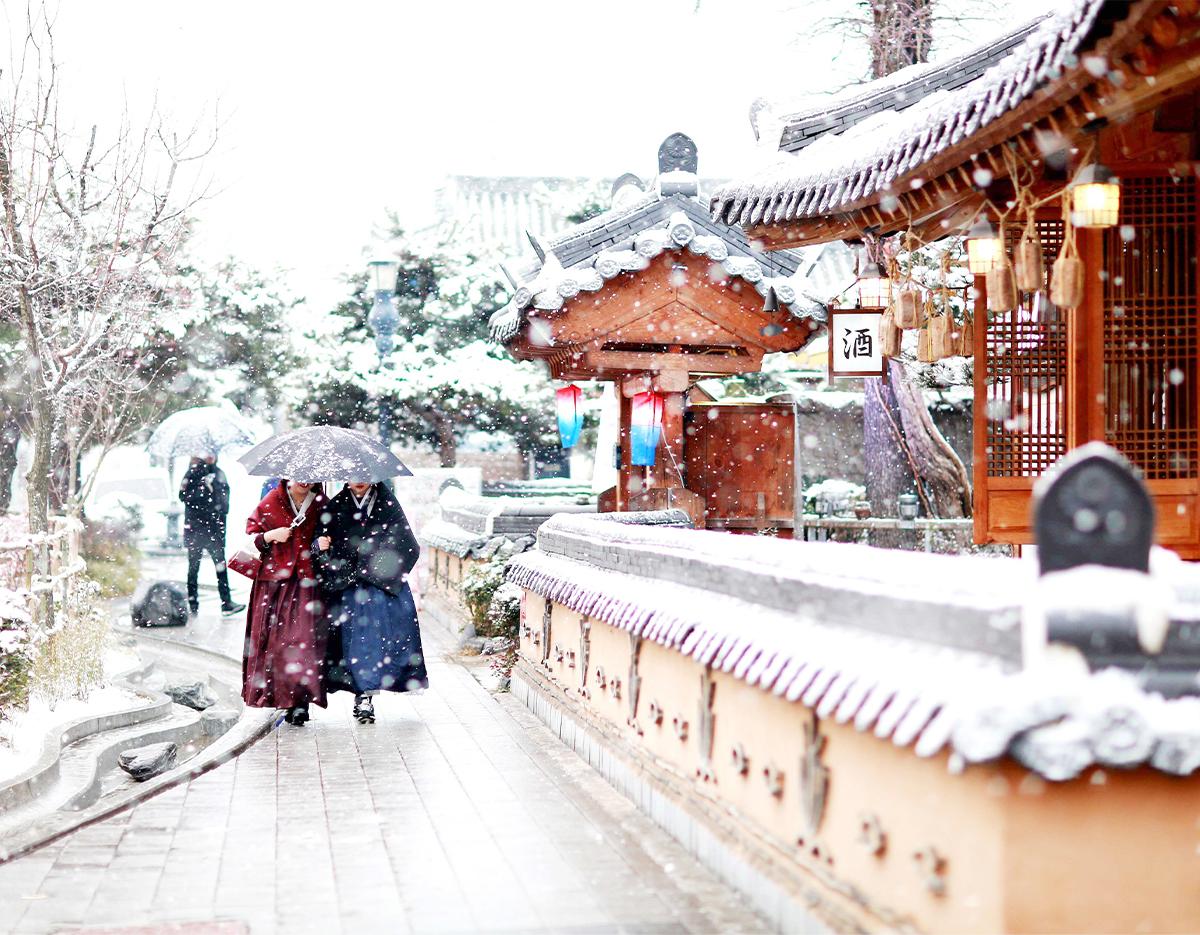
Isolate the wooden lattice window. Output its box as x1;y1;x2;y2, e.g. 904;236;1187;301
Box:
985;218;1067;476
1103;175;1198;480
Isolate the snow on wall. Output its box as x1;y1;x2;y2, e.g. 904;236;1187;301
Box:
508;513;1200;781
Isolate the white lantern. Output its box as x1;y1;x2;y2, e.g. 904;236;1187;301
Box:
857;260;891;308
1071;163;1121;229
368;258;399;294
966;218;1003;275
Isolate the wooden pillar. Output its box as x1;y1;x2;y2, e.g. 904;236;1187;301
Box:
655;390;686;490
1071;228;1107;447
617;389;633;512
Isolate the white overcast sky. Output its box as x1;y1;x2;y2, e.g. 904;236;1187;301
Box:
44;0;1044;312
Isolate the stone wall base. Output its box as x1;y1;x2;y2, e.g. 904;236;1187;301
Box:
511;660;879;934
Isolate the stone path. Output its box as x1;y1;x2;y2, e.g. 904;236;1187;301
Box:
0;564;766;935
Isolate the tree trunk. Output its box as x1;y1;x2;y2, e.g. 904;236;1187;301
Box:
865;359;971;518
436;418;457;468
0;410;18;513
860;0;968;521
863;374;916;517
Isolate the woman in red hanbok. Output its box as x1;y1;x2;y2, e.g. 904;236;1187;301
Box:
242;479;328;725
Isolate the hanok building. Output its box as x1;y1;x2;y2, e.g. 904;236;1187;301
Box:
711;0;1200;556
491;134;851;535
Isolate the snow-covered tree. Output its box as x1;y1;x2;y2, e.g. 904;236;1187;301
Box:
0;9;213;620
301;223;555;468
144;258;304;417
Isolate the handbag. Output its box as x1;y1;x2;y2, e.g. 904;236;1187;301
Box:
227;491;316;579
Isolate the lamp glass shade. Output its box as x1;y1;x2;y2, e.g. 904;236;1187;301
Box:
368;259;399;293
966;219;1003;274
555;384;584;449
630;391;664;466
857;262;892;308
1070;165;1120;229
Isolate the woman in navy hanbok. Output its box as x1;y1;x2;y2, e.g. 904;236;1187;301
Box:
313;481;428;722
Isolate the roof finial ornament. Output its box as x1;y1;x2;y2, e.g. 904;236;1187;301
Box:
659;132;698;174
658;133;699;198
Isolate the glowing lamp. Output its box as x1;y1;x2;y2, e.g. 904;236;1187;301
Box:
630;391;664;466
555;384;583;449
1070;163;1121;229
856;261;891;308
966;218;1004;274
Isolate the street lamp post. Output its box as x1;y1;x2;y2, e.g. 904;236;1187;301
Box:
366;258;400;448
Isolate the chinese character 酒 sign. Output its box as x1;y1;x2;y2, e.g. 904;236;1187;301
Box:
828;309;885;379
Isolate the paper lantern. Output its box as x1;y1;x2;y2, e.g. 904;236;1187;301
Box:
966;218;1004;274
1070;163;1121;229
555;384;583;449
857;261;892;308
630;391;664;466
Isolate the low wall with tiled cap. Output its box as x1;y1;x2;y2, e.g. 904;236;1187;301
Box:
507;513;1200;934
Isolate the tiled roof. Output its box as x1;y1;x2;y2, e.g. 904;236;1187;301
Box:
710;0;1113;229
491;191;853;344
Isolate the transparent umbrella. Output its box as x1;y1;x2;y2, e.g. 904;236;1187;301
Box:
237;426;411;483
147;406;258;464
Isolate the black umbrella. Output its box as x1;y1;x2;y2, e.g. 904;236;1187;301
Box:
237;426;412;483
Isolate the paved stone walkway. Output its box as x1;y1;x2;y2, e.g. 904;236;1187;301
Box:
0;573;766;934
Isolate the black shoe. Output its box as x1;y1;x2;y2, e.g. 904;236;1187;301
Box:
353;695;375;724
286;705;309;726
221;602;245;617
188;605;199;619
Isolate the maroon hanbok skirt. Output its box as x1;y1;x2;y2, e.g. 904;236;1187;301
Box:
242;573;327;709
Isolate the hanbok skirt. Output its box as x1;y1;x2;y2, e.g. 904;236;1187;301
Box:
242;574;327;709
325;582;429;695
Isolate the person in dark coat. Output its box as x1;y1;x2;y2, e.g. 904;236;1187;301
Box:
179;455;244;618
313;480;427;723
243;479;328;725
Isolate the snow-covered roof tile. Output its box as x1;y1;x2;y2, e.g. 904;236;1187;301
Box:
711;0;1115;227
490;191;849;343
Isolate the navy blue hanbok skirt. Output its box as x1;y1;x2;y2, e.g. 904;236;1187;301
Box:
324;583;429;695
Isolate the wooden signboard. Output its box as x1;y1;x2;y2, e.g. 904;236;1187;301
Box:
828;308;885;379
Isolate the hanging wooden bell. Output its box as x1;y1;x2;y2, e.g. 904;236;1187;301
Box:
957;312;975;357
1050;255;1085;308
917;322;935;363
1015;233;1044;292
986;261;1017;312
929;314;953;361
879;307;902;358
896;289;922;329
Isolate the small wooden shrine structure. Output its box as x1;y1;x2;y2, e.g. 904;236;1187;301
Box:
493;134;844;532
711;0;1200;556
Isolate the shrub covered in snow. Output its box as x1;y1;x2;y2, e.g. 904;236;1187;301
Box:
461;558;508;636
1;574;110;719
486;582;521;638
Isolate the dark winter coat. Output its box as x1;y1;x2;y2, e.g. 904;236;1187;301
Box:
313;485;420;597
179;461;230;543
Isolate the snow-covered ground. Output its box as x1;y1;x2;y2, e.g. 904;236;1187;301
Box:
0;646;142;783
